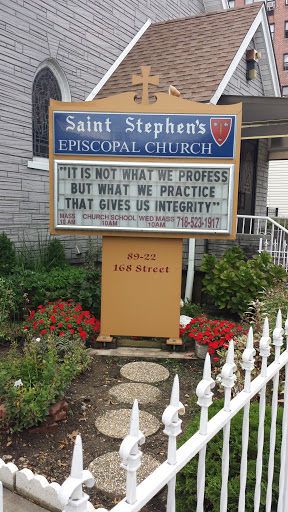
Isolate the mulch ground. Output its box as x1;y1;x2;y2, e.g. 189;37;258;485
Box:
0;354;205;511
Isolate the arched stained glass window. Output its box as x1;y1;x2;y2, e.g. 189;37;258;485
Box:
32;67;62;158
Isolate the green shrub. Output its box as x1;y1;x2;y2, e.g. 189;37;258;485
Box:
200;247;286;316
44;238;67;269
0;232;16;275
6;266;101;319
0;336;91;432
67;268;101;318
176;399;282;511
16;233;67;272
0;278;16;326
246;280;288;332
180;300;204;318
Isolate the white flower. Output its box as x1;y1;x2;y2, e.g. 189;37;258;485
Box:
35;338;41;343
14;379;23;387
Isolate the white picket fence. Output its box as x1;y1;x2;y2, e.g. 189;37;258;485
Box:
55;310;288;512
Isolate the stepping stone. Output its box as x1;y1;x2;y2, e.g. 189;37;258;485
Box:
120;361;169;383
95;409;160;438
109;382;161;404
89;451;160;497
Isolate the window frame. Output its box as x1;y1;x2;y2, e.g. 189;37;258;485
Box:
28;59;71;170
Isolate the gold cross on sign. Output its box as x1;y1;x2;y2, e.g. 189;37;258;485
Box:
132;66;159;105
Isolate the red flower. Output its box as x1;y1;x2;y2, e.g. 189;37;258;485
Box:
59;332;65;336
50;325;56;331
40;329;47;335
70;329;75;334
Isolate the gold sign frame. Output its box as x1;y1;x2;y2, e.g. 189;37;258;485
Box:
49;85;242;240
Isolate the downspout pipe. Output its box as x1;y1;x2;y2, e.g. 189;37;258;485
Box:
184;238;195;301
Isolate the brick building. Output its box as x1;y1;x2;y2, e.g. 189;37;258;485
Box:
228;0;288;95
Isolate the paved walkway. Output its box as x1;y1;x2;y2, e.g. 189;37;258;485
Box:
3;488;47;512
1;347;197;511
89;360;171;497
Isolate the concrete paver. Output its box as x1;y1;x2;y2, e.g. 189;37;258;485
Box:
87;346;196;359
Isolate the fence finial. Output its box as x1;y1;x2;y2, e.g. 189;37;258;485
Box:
260;317;271;377
58;435;94;512
162;375;185;511
162;375;185;465
196;353;215;435
242;327;256;392
221;340;236;412
119;400;145;505
273;309;284;363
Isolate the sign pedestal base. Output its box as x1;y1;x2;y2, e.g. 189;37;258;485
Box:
96;335;113;343
166;338;182;345
98;236;182;342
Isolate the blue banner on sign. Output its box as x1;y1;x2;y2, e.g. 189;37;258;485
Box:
53;111;236;159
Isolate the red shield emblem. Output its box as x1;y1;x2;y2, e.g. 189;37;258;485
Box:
210;118;232;146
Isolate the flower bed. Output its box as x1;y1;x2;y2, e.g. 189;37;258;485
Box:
180;315;244;362
23;299;100;342
0;335;91;432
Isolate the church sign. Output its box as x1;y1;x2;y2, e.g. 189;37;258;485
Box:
49;66;242;343
50;67;242;241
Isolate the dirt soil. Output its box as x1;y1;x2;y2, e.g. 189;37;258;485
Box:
0;354;205;511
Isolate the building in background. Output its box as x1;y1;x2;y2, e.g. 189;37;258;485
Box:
228;0;288;96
